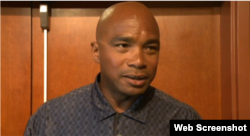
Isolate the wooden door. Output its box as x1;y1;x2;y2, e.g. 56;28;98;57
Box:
31;2;103;114
1;3;32;136
1;1;250;136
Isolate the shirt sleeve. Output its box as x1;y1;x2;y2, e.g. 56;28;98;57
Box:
23;104;47;136
187;106;203;120
23;115;35;136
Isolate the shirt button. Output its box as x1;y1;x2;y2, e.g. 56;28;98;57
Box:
117;134;122;136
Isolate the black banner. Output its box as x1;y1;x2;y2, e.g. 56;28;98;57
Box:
170;120;250;135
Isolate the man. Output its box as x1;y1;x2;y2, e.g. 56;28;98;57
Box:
24;2;201;136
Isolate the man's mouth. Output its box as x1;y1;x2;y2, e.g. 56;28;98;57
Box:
124;75;148;80
123;74;148;86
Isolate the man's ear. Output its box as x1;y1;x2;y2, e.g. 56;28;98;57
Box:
91;41;100;63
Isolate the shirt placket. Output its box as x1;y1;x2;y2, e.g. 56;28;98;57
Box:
113;113;123;136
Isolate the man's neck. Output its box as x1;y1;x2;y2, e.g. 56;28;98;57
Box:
98;83;139;113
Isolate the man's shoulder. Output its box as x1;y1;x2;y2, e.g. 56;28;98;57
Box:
37;83;94;113
153;88;191;109
151;88;202;119
50;83;93;101
24;84;95;135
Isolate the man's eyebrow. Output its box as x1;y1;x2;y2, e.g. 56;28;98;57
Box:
110;36;134;43
145;39;160;45
110;36;160;45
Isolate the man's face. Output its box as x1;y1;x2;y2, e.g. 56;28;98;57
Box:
97;16;160;97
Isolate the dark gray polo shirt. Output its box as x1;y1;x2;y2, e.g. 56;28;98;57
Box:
24;74;201;136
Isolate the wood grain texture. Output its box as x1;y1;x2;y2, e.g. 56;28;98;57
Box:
220;1;234;119
150;8;221;119
46;8;102;100
31;8;45;114
229;1;239;120
236;1;250;119
220;1;250;119
1;7;31;136
31;8;103;113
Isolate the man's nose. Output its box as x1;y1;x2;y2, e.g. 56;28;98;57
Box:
127;48;146;69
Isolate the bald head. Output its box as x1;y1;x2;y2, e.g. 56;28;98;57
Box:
96;2;159;42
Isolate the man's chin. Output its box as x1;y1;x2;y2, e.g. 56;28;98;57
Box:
120;86;148;96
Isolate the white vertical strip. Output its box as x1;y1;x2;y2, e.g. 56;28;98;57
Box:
44;29;47;103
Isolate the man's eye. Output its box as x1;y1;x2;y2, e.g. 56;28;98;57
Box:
116;44;129;48
144;45;159;54
145;46;158;51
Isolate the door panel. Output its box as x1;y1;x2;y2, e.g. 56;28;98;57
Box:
31;8;45;114
1;7;31;136
151;7;221;119
32;8;102;113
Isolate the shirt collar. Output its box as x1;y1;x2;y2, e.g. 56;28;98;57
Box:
91;73;155;124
